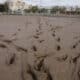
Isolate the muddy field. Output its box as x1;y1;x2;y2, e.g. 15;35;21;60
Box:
0;15;80;80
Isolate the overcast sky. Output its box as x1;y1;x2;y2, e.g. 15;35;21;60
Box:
0;0;80;7
25;0;80;7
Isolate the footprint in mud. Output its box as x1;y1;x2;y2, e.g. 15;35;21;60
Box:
33;35;39;39
56;45;61;51
78;40;80;43
56;37;61;42
15;45;28;53
6;53;16;65
70;54;80;80
12;33;17;36
27;52;53;80
34;61;53;80
72;43;78;49
36;28;43;34
36;29;39;33
49;24;52;27
38;40;45;43
46;69;53;80
18;28;21;31
33;59;53;80
52;32;56;37
34;53;52;71
56;54;68;62
50;27;55;32
51;30;61;42
70;53;80;64
32;45;37;52
2;39;13;44
36;32;42;36
0;34;4;38
34;57;45;71
33;29;43;40
0;43;7;48
34;58;44;71
36;31;43;36
51;31;61;43
0;35;15;44
11;32;18;40
27;64;38;80
71;40;80;49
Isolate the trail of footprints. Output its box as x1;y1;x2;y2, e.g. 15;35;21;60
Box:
0;23;80;80
50;26;62;51
70;35;80;80
0;34;53;80
26;54;53;80
72;39;80;49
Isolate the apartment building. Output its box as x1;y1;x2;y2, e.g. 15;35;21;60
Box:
8;0;30;13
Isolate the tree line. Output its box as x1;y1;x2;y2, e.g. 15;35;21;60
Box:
24;6;80;15
0;2;80;15
0;2;9;12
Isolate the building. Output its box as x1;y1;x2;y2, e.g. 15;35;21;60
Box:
8;0;30;14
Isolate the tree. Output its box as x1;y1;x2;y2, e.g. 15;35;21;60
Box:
4;1;9;12
50;6;60;14
0;2;9;13
75;6;80;14
75;7;80;11
30;6;39;13
38;8;48;13
0;4;5;12
24;9;31;13
59;6;66;14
